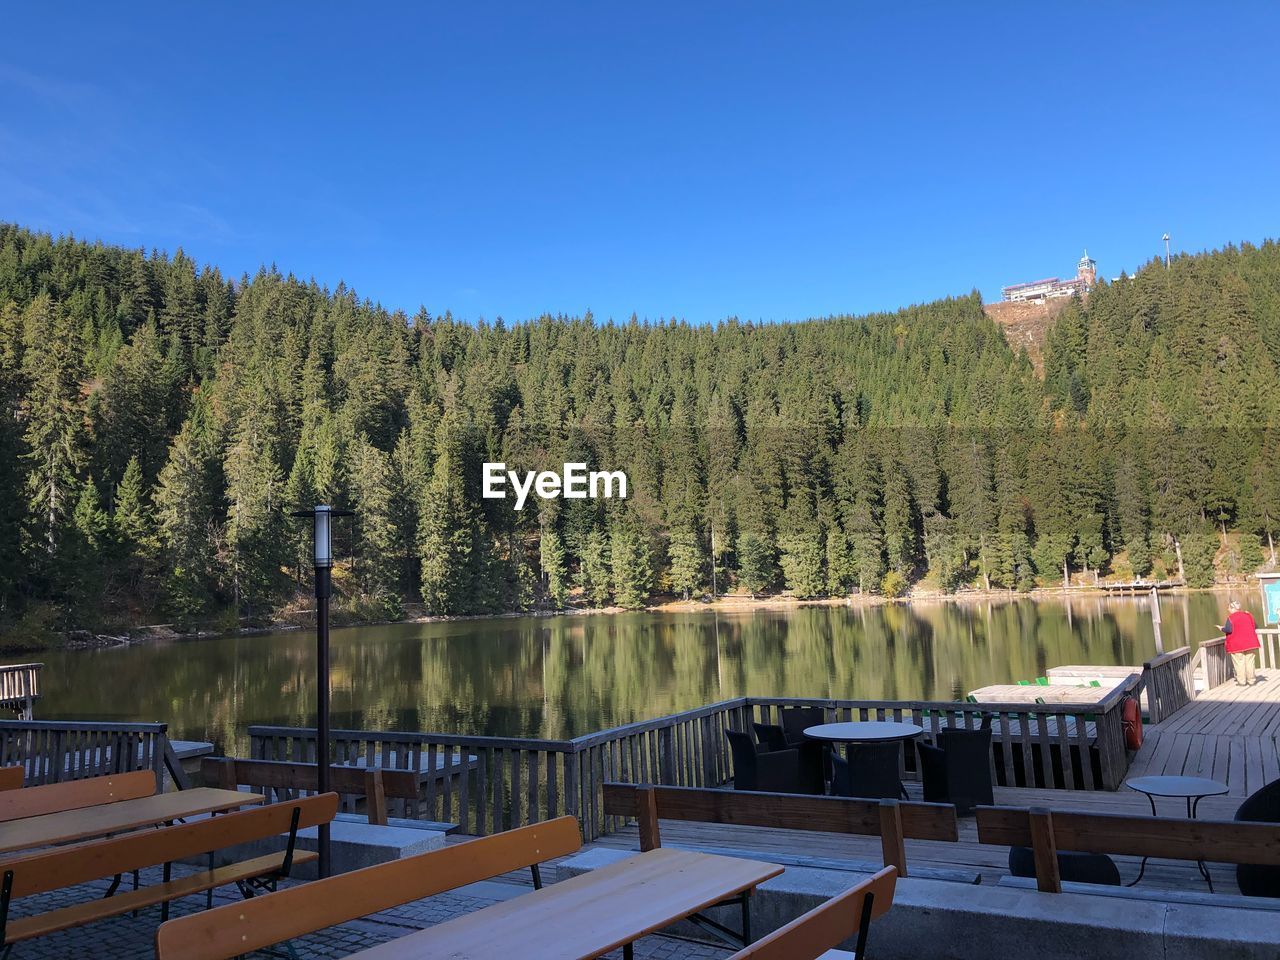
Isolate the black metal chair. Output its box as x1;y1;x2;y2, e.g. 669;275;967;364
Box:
752;722;788;753
830;743;904;800
725;729;800;793
1009;846;1121;886
917;727;994;815
1235;777;1280;897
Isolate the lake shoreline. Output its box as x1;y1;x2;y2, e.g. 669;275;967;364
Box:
30;581;1253;654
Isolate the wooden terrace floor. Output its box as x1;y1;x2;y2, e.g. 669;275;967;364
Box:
590;671;1280;898
1127;668;1280;799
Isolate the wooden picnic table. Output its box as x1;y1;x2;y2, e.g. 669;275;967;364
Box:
343;847;784;960
0;787;263;856
968;684;1110;705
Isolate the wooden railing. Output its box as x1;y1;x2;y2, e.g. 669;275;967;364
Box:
1257;628;1280;671
1141;646;1193;724
1190;636;1232;691
0;719;176;786
248;683;1139;840
249;725;579;836
749;686;1137;793
0;664;41;720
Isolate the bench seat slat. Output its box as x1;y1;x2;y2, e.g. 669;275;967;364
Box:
6;851;318;942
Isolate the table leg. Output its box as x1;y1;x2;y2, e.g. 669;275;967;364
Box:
1190;795;1213;892
1127;793;1159;886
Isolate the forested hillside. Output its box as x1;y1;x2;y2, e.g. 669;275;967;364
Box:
1;223;1278;633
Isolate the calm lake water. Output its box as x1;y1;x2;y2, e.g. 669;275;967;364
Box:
36;592;1258;756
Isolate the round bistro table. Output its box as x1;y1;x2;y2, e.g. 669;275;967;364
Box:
803;721;925;744
804;721;925;799
1125;775;1229;890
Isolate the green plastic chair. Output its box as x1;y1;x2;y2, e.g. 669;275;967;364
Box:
1035;677;1049;686
1017;680;1031;686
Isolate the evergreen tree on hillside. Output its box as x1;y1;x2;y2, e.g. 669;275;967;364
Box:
2;223;1279;627
20;294;85;557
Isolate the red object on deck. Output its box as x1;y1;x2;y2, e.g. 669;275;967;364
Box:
1123;696;1143;750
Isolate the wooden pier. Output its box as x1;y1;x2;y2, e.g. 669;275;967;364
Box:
584;635;1280;899
1127;642;1280;799
0;663;41;721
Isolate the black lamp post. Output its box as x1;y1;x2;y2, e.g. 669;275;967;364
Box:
291;504;353;878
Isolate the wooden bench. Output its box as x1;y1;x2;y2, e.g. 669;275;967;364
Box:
976;804;1280;894
202;757;420;826
0;767;22;792
154;816;583;960
728;866;897;960
602;782;959;878
0;769;156;823
0;793;337;952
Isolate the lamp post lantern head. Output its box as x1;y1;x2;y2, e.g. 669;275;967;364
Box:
313;505;333;568
290;505;352;572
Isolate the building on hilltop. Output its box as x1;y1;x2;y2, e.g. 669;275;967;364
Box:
1001;250;1097;303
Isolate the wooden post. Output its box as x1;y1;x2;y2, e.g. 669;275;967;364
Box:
1151;588;1164;655
878;799;907;877
636;786;661;851
1028;807;1061;893
365;769;388;825
658;728;675;785
212;757;237;791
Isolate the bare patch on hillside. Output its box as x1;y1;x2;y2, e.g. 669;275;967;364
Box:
984;298;1075;375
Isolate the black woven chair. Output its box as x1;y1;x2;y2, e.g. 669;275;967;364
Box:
725;729;801;793
752;722;789;753
750;723;824;794
830;742;904;800
780;707;831;791
918;727;994;815
1235;777;1280;897
781;707;826;746
1009;846;1121;886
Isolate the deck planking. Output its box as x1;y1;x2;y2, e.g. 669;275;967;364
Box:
1127;669;1280;798
586;668;1280;901
589;780;1246;896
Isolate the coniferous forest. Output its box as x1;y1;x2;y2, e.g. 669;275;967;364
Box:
2;222;1279;634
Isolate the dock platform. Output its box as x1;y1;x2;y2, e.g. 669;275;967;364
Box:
587;643;1280;901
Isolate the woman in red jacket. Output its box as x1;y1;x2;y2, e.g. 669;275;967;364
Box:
1223;600;1261;686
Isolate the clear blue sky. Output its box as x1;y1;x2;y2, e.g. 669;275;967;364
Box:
3;3;1278;324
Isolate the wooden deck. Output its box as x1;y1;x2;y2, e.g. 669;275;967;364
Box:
589;666;1280;900
1126;668;1280;799
589;780;1248;896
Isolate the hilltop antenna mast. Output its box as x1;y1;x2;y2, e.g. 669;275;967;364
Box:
1162;233;1171;269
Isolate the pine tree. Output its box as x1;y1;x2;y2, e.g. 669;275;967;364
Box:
666;526;704;599
539;524;569;608
418;411;489;614
577;529;612;606
610;511;653;609
349;439;403;608
153;403;218;617
20;294;85;556
736;532;775;596
114;456;157;568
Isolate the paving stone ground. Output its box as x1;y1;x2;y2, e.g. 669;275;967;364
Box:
9;865;735;959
